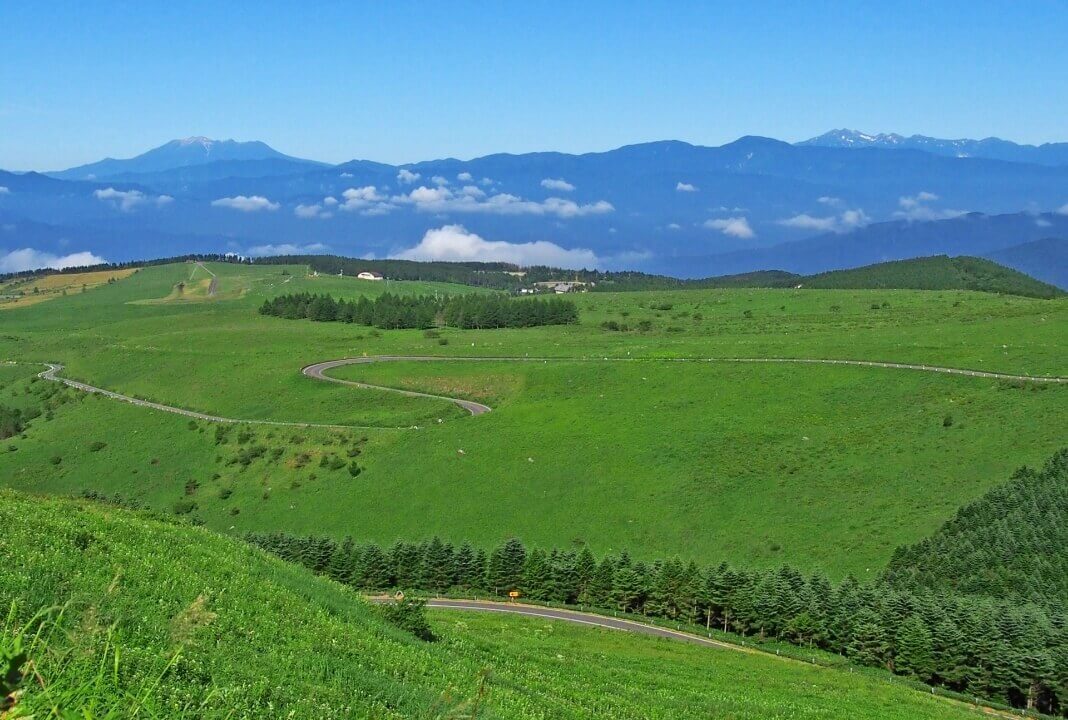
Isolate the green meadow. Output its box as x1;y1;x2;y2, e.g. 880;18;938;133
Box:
1;262;1065;578
0;489;996;719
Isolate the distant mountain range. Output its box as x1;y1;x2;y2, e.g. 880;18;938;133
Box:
799;129;1068;167
1;133;1066;281
50;137;325;181
653;212;1068;289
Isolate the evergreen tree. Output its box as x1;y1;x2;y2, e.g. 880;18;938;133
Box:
896;614;935;679
613;564;644;613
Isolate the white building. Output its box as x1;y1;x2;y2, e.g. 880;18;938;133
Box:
356;271;384;281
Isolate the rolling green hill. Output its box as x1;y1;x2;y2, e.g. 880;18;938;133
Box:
798;255;1064;298
0;262;1066;579
0;489;988;719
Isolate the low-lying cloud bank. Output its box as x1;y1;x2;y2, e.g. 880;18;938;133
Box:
212;195;280;212
392;186;613;218
246;242;329;257
894;191;965;221
778;208;869;233
540;178;575;192
94;188;173;211
0;248;106;273
393;225;600;268
703;216;755;239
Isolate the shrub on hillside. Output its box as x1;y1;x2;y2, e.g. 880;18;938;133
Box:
377;596;436;642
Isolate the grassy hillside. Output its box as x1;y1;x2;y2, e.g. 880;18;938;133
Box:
0;262;1065;577
0;490;987;719
799;255;1064;298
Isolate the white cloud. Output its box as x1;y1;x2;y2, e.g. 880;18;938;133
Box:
457;172;473;182
337;186;394;216
393;186;614;218
408;186;453;204
817;196;841;206
676;182;697;192
479;177;494;186
894;192;965;221
1056;203;1068;215
667;223;681;230
340;172;354;178
839;209;868;228
93;187;171;211
0;248;106;273
246;242;329;257
431;175;449;186
460;185;486;198
294;203;333;220
211;195;279;212
394;224;599;268
1035;217;1052;227
397;168;421;184
541;178;575;192
703;216;755;239
778;208;869;233
322;196;338;207
0;186;9;195
341;186;385;203
778;213;837;232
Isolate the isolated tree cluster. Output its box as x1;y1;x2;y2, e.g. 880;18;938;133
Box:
259;292;577;329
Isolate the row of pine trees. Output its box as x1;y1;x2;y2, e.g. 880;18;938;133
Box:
247;530;1068;714
258;291;577;329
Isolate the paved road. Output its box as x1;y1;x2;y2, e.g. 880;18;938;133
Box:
302;357;494;415
35;354;1065;429
37;363;391;430
304;354;1067;415
367;596;752;653
372;597;1024;718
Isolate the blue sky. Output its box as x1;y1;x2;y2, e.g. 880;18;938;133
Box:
3;1;1067;170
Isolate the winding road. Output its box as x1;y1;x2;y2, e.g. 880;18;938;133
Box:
302;357;493;415
33;355;1066;428
37;363;384;430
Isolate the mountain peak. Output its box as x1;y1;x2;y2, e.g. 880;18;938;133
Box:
798;130;1068;165
51;138;321;180
175;136;216;146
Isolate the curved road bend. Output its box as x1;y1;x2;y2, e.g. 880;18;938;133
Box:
302;357;494;415
304;355;1067;418
36;355;1065;428
37;363;390;431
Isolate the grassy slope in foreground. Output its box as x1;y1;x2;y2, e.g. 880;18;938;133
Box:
0;489;990;720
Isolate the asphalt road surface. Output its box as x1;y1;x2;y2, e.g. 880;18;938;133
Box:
302;357;494;415
34;355;1066;428
367;597;752;653
36;363;384;430
304;354;1067;415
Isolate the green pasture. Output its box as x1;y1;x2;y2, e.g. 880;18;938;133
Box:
0;261;1065;576
0;489;993;719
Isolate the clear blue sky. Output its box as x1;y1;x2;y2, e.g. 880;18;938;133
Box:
3;1;1067;170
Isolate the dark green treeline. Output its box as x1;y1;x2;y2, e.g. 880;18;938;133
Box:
247;449;1068;716
259;291;578;329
